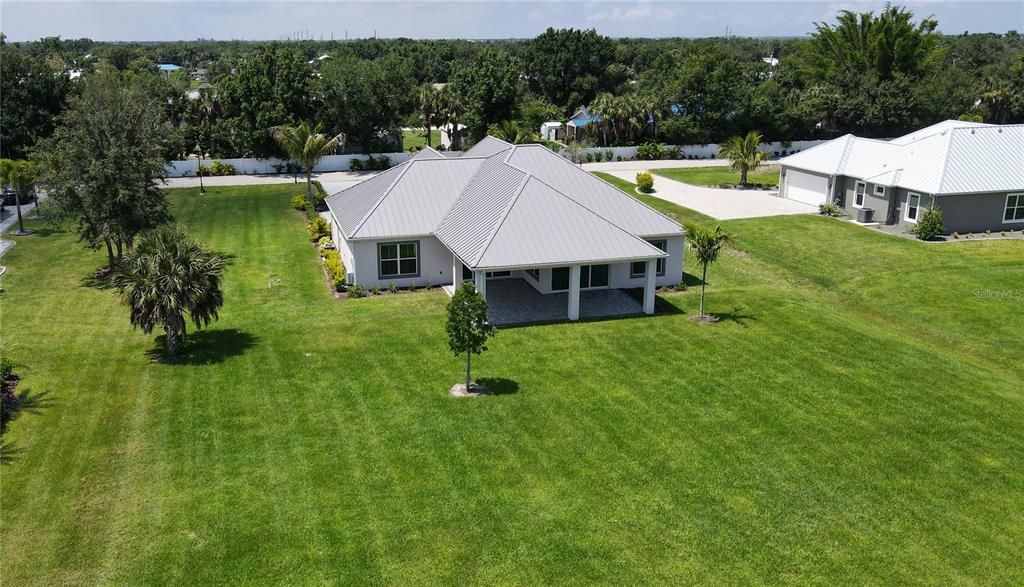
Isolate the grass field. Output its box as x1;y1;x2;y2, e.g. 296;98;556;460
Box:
403;129;443;151
653;165;781;187
2;182;1023;584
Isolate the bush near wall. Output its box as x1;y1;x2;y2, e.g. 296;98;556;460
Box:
197;161;237;176
322;248;347;292
636;172;654;193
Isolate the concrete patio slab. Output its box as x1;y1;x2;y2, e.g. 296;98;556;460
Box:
603;170;817;221
484;279;643;326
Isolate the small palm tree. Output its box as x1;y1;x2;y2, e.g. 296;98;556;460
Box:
271;121;345;204
719;130;767;186
0;159;37;235
439;87;465;151
418;84;440;147
684;223;732;319
114;225;227;358
491;120;539;144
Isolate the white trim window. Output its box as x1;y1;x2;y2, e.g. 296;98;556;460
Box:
854;181;866;208
1004;193;1024;223
378;241;419;278
873;185;886;198
905;192;921;223
630;240;668;278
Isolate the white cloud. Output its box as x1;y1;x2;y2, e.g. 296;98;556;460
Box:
586;4;678;23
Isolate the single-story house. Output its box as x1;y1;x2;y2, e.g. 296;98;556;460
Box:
325;137;684;321
566;106;601;142
778;120;1024;233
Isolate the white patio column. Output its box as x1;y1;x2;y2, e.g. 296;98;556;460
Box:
643;258;657;315
452;252;460;290
474;270;487;301
568;265;581;321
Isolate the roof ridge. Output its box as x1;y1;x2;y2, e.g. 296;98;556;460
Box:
514;143;683;232
934;127;958;194
435;150;510;233
469;172;532;267
349;160;416;237
836;135;857;174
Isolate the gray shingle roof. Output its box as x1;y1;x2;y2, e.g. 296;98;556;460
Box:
326;138;683;268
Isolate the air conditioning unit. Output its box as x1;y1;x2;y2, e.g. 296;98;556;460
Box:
856;207;874;223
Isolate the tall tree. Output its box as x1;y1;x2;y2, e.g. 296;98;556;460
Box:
317;55;415;152
417;84;441;148
718;131;767;185
445;282;496;393
33;66;174;270
0;45;74;159
438;86;466;151
451;49;523;142
214;46;312;158
524;28;619;113
114;225;226;358
271;121;345;203
684;224;732;320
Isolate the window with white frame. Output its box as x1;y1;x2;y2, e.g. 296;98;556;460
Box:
630;240;668;278
905;192;921;222
1004;193;1024;223
854;181;866;208
873;185;886;197
378;241;419;278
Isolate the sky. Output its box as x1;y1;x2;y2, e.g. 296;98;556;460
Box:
1;0;1021;42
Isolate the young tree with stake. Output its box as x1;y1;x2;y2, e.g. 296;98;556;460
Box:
684;223;733;320
445;282;496;394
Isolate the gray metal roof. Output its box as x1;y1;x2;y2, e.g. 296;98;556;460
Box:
780;121;1024;195
327;138;683;268
471;177;667;270
462;136;514;158
507;145;683;236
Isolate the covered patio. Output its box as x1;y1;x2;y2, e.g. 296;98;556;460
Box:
482;279;644;326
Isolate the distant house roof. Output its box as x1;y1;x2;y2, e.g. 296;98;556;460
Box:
567;106;601;128
779;121;1024;195
157;64;181;72
326;137;680;269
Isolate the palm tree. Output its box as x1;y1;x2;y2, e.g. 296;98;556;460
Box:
439;87;465;151
114;225;227;358
0;159;37;235
491;120;539;144
718;130;767;186
684;223;732;319
271;121;345;204
417;84;440;147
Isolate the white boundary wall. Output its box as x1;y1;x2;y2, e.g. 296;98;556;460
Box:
559;140;827;162
165;152;413;178
164;139;827;177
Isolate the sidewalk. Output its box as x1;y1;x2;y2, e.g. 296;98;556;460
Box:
582;159;733;172
0;198;42;258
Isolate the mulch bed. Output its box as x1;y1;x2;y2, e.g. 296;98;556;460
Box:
689;314;720;323
449;382;488;397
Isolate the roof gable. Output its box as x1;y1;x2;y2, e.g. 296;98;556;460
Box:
462;136;513;158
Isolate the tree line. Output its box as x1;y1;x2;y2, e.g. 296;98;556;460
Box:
3;5;1023;162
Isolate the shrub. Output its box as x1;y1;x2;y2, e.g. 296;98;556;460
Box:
318;236;335;250
348;284;366;298
637;142;665;160
364;155;392;171
635;172;654;193
199;161;237;176
322;249;347;291
388;283;399;294
819;202;841;217
604;150;614;162
0;355;14;380
349;158;365;171
290;194;308;210
370;286;381;295
307;215;331;240
911;206;944;240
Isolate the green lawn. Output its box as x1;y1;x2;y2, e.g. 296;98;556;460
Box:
2;182;1023;584
403;129;443;151
653;165;781;187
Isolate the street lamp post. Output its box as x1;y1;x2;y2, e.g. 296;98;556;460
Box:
196;142;206;194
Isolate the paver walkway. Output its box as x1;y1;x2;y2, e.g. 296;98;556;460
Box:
603;170;817;221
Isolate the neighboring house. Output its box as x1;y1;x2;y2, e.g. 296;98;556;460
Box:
192;68;208;82
185;82;213;101
325;137;684;321
566;106;601;142
778;120;1024;233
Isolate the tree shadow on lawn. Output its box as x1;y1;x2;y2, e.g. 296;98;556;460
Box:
1;389;56;465
476;377;519;395
149;328;259;365
0;440;23;465
710;306;757;326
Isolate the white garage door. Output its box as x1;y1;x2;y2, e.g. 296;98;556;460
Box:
782;170;828;206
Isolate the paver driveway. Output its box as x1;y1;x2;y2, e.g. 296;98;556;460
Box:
603;170;818;221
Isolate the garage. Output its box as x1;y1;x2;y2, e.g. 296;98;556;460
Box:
781;168;829;206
